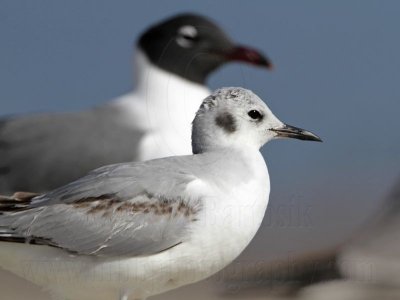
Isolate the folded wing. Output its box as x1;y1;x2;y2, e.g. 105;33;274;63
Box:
0;158;203;257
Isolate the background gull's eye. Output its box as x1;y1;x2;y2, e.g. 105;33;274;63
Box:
176;25;198;48
248;110;263;120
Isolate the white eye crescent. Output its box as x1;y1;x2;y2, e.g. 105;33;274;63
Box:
176;25;198;48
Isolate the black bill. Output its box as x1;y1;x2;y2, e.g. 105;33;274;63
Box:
270;124;322;142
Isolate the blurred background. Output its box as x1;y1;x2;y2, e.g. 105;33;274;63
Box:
1;1;400;299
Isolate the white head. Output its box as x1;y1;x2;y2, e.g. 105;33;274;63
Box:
192;87;321;154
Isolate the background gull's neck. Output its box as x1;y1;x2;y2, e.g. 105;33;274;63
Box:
133;49;210;130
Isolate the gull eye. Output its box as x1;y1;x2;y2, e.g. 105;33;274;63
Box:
176;25;198;48
248;110;263;120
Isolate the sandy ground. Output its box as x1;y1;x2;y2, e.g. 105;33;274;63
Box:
0;268;226;300
0;268;290;300
3;267;400;300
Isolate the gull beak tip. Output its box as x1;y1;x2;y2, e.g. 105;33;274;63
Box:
227;45;274;70
305;131;323;142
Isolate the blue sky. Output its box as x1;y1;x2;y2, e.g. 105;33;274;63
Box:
1;1;400;257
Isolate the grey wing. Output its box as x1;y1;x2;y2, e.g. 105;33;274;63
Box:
0;105;144;193
0;159;202;257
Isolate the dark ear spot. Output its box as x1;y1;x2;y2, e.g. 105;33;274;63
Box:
215;112;236;133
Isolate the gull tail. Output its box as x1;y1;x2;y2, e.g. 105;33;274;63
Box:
0;191;55;246
0;192;39;212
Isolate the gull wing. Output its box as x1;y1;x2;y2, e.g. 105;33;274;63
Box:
0;157;204;257
0;105;143;193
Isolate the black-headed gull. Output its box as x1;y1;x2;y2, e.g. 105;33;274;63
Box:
0;14;272;193
0;88;320;300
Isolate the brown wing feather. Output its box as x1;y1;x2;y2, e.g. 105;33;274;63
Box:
0;191;40;212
